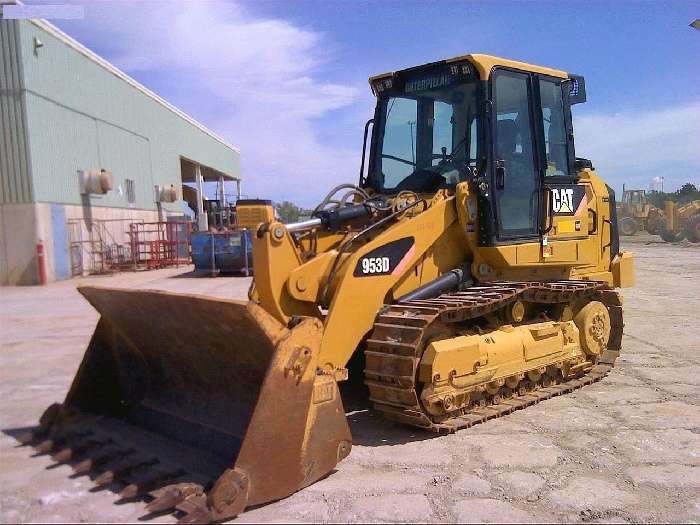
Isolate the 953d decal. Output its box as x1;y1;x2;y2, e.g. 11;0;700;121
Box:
354;237;416;277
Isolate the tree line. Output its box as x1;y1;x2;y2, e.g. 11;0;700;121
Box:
273;182;700;223
646;183;699;208
274;201;311;224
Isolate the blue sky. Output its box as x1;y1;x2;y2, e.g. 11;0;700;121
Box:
33;0;700;205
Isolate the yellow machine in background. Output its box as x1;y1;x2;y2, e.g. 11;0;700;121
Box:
617;187;662;236
659;199;700;242
24;54;634;523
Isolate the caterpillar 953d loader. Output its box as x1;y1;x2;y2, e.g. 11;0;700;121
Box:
23;54;634;523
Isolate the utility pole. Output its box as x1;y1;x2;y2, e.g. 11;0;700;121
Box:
408;121;416;164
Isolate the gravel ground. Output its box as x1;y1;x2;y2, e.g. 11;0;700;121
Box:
0;234;698;524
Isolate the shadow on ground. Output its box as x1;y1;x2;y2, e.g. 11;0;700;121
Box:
167;270;252;279
340;382;437;447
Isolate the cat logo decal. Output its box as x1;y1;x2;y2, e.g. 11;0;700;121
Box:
550;186;586;216
552;188;574;213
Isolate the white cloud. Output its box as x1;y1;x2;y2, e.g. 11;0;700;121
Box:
574;102;700;191
63;1;365;206
57;2;699;204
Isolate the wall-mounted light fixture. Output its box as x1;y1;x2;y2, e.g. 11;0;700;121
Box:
33;37;43;55
78;169;113;195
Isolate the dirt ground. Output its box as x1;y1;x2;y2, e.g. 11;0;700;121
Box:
1;233;698;524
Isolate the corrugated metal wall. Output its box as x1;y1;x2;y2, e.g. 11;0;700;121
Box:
0;19;33;204
16;20;240;212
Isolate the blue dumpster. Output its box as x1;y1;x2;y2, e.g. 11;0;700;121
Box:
190;230;253;275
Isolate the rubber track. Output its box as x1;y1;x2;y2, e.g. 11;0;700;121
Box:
364;280;623;433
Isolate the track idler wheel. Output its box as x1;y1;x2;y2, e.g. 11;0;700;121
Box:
574;301;611;357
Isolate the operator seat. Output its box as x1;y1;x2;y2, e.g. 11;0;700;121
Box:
496;119;535;230
496;119;519;161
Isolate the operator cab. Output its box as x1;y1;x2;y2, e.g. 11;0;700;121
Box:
363;60;481;194
625;190;646;205
361;54;586;246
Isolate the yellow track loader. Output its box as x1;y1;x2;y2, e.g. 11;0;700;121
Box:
658;199;700;242
23;54;634;523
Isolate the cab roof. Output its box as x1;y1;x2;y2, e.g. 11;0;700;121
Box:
368;53;569;85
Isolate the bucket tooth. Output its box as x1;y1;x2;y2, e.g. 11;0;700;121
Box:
175;494;211;525
94;470;126;487
119;482;145;500
52;435;111;463
72;446;134;474
93;471;115;487
120;468;184;500
34;439;55;453
35;427;90;455
72;457;96;474
146;483;204;513
95;457;157;487
51;447;75;462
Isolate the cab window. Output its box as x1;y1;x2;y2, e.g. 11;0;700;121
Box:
380;97;418;188
539;79;570;177
431;101;454;166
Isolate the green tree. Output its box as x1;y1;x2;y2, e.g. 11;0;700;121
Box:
673;182;699;205
648;182;700;208
678;183;698;197
647;190;669;208
274;201;304;223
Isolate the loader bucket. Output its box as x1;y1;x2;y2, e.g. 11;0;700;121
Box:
29;286;351;523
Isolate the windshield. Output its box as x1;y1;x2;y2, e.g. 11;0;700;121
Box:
369;78;479;193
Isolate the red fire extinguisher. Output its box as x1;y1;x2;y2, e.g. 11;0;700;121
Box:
36;240;47;285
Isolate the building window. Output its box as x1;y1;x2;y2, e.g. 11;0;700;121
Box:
126;179;136;207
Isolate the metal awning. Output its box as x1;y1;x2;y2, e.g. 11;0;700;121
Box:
180;157;239;183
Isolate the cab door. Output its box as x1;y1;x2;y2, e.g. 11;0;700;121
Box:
491;69;542;242
537;76;596;265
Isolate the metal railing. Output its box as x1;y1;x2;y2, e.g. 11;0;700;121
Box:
66;218;191;275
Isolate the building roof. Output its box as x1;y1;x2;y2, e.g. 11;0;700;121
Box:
31;18;241;156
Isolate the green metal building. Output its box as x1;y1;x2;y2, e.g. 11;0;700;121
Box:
1;18;241;285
